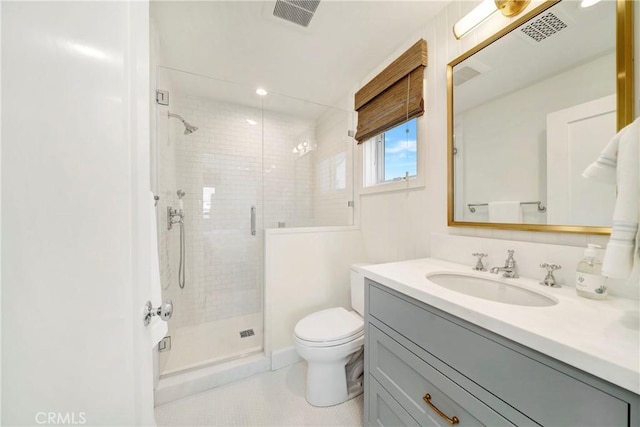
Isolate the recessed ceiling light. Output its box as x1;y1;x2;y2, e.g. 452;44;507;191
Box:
246;119;257;125
256;88;268;96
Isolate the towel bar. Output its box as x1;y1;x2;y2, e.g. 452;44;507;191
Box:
467;201;546;213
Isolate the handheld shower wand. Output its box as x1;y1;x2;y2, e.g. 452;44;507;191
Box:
177;189;186;211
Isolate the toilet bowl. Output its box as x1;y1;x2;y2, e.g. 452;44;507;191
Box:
293;265;368;407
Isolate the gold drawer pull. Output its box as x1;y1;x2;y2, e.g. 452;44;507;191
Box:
423;393;460;425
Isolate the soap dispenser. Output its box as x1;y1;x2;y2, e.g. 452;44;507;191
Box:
576;244;607;300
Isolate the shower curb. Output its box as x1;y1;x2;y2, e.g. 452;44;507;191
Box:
154;354;270;405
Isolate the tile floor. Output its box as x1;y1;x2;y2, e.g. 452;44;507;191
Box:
155;362;364;426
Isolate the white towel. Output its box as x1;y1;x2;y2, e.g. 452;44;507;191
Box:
582;132;619;185
150;192;168;347
488;201;523;224
598;118;640;279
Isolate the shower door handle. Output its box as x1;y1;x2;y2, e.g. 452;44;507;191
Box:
144;299;173;326
250;206;256;236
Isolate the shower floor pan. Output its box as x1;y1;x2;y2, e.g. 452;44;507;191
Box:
160;312;263;377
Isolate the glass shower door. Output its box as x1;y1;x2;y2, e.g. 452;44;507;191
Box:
155;68;264;376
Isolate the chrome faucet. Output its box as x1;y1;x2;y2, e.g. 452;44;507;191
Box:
490;250;519;278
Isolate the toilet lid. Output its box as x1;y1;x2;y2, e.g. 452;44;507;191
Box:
295;307;364;343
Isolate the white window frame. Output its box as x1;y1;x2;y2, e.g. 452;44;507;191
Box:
357;116;426;195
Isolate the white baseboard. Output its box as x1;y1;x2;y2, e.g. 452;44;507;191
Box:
271;346;303;371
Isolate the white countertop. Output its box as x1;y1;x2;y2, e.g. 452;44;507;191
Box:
359;258;640;394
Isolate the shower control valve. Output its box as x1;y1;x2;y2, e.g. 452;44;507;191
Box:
144;299;173;326
167;206;183;230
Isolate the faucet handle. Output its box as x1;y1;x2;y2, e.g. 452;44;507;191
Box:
539;263;561;287
540;263;561;272
472;253;488;271
504;249;517;269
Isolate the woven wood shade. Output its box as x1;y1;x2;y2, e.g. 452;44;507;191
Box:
354;39;427;143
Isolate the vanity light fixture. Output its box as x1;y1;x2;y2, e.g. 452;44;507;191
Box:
580;0;602;8
256;88;268;96
453;0;531;39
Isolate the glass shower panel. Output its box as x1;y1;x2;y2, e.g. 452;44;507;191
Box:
155;68;264;376
153;67;356;377
262;93;355;228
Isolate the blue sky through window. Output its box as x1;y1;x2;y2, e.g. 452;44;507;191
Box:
384;118;417;181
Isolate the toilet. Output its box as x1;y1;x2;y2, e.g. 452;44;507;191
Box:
294;265;367;407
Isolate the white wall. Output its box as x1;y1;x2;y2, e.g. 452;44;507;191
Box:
356;0;638;264
265;227;365;353
2;1;154;425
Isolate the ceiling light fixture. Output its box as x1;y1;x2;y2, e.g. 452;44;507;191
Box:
256;88;268;96
453;0;531;39
246;119;257;125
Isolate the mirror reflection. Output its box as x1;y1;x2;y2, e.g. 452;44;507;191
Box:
450;0;621;229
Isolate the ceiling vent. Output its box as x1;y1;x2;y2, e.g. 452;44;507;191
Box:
273;0;321;27
454;66;482;86
520;12;568;42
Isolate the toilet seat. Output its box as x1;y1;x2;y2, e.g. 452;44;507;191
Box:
295;330;364;348
294;307;363;347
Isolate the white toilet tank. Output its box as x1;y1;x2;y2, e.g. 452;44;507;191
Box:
350;264;369;316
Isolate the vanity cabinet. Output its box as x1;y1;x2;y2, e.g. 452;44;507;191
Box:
364;280;640;426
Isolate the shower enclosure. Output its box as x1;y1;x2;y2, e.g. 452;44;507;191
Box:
153;67;355;377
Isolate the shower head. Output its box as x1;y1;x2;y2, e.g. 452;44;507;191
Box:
168;111;198;135
177;190;186;199
184;123;198;134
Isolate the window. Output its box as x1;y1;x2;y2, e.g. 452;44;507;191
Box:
363;118;417;187
355;39;426;193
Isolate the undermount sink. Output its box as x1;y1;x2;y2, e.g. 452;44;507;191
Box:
426;272;557;307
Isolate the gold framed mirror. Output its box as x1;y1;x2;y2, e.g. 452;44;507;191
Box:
447;0;634;235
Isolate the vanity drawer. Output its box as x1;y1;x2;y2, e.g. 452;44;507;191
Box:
368;283;631;427
369;324;513;427
368;376;419;427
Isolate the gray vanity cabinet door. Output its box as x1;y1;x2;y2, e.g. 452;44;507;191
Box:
368;376;420;427
369;325;513;427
